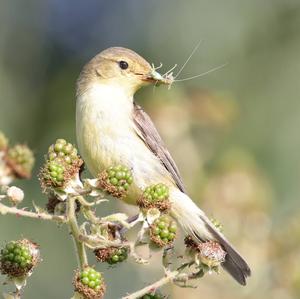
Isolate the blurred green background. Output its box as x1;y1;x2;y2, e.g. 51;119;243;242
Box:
1;0;300;298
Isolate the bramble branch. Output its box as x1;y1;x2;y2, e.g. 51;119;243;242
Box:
0;135;226;299
122;270;179;299
0;202;66;223
67;196;88;270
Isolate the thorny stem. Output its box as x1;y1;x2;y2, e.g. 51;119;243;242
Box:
66;196;88;270
0;202;66;222
0;178;209;299
122;270;179;299
122;266;205;299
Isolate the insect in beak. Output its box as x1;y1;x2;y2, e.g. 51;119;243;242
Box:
143;69;174;86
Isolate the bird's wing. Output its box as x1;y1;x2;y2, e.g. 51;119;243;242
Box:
132;102;186;193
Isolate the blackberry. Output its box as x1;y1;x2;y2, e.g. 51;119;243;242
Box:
45;160;65;187
48;139;79;166
73;267;105;299
94;247;128;265
150;215;177;247
39;158;72;190
0;239;39;277
40;141;82;191
137;183;171;212
98;165;133;198
6;144;34;178
143;184;169;201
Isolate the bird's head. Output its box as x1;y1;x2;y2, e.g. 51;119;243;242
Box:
77;47;171;97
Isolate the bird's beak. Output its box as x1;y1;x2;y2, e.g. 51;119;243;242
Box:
142;69;172;85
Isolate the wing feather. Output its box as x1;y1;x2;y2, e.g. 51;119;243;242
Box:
132;102;186;193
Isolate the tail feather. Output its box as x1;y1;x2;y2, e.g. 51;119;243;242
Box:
170;189;251;286
222;255;248;286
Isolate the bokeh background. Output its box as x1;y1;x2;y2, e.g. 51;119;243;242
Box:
1;0;300;298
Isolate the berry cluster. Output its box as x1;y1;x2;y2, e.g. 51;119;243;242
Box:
107;247;128;264
137;183;171;212
144;183;169;202
6;144;35;178
45;160;66;187
74;267;106;299
98;165;133;198
40;139;83;190
0;239;39;277
95;247;128;265
80;268;103;290
150;215;177;247
48;139;79;165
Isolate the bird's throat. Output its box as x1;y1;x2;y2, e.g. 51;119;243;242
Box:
76;83;134;176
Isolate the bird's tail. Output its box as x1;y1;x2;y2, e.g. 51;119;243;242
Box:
170;188;251;285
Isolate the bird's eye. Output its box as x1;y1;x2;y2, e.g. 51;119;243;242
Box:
119;61;129;70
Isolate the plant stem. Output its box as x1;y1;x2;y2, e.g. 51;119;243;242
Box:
122;270;179;299
0;202;66;222
66;196;88;270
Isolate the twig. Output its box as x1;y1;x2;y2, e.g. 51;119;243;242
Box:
0;202;66;222
122;270;179;299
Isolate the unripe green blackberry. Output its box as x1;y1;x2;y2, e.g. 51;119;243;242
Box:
80;268;102;289
40;158;69;190
48;139;80;166
46;160;65;187
6;144;35;179
98;165;133;198
137;183;171;212
73;267;105;299
94;246;128;265
0;239;40;278
144;184;169;201
40;151;83;192
0;131;8;151
150;215;177;247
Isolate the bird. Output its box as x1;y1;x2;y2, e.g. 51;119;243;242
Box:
75;47;251;285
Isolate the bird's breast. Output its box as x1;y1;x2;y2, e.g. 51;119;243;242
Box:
76;84;133;176
76;84;172;202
